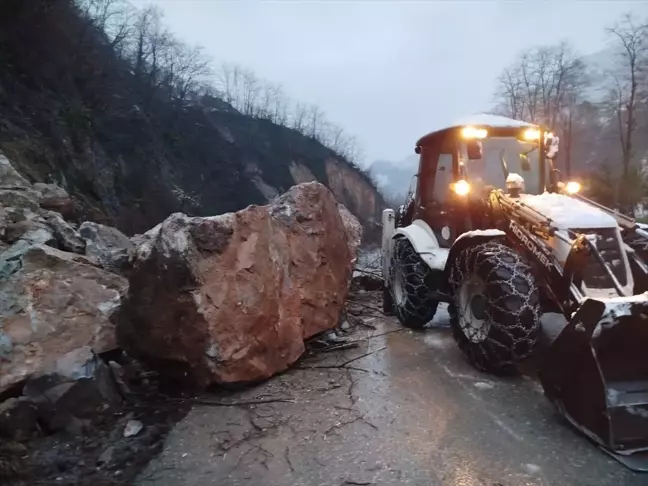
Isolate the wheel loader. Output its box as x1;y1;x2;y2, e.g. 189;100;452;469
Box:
381;114;648;471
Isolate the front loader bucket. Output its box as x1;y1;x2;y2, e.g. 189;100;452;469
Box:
538;295;648;471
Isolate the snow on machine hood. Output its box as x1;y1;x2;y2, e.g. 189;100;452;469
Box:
518;193;617;229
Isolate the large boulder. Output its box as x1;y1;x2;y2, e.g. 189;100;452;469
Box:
337;203;363;260
0;244;127;393
119;182;360;387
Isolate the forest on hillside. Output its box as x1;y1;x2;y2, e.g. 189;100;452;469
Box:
78;0;367;167
0;0;383;234
491;13;648;213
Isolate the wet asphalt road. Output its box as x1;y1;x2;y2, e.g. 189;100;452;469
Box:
137;297;645;486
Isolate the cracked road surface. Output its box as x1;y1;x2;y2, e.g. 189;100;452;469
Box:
137;294;644;486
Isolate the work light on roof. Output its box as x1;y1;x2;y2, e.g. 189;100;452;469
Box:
461;126;488;140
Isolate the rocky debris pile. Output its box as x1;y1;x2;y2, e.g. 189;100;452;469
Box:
0;152;139;476
0;152;362;482
118;182;362;388
0;153;132;395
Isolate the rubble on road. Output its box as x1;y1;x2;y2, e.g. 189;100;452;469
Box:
0;150;379;485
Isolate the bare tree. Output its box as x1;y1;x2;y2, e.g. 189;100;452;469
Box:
78;0;135;53
216;62;241;106
494;42;586;128
170;44;212;102
130;5;163;80
270;84;289;125
240;68;260;116
304;104;325;140
605;13;648;183
291;102;309;132
493;41;588;176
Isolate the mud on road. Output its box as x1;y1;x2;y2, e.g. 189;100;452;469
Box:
136;289;644;486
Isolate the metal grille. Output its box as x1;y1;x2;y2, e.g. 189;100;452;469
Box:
572;228;627;288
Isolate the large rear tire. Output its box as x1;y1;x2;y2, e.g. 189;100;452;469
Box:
389;238;438;329
448;241;540;373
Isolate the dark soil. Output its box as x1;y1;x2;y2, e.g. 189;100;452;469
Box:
3;370;194;486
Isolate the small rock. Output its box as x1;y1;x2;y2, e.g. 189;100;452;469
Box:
97;445;115;465
0;188;40;212
108;361;130;396
79;221;133;272
34;182;74;218
340;320;351;331
22;347;122;431
123;419;143;438
4;220;55;246
0;397;41;440
41;211;85;254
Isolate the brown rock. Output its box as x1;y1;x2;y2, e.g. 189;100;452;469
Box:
0;245;127;393
119;182;359;387
33;182;74;217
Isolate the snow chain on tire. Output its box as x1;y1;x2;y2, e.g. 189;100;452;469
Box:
390;238;438;328
448;241;540;373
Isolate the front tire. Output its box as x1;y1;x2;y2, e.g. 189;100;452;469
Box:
448;241;540;373
389;238;438;329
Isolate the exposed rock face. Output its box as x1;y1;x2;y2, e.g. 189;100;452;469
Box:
0;244;127;393
79;221;133;272
325;158;380;229
119;182;361;387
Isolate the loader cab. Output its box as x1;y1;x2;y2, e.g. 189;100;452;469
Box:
412;116;561;246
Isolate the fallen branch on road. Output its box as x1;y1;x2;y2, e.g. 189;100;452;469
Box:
195;398;296;407
346;300;387;315
341;346;387;367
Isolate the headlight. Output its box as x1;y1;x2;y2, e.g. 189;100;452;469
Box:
451;180;471;196
522;128;540;141
565;181;581;194
461;126;488;139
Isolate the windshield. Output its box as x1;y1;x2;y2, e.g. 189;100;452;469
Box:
464;137;546;195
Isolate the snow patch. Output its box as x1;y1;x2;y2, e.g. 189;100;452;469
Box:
450;114;534;130
454;229;505;244
473;381;495;390
524;464;541;475
627;406;648;418
506;172;525;184
591;292;648;338
423;333;453;349
518;193;617;229
420;249;449;271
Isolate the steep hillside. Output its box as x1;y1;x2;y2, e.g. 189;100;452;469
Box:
0;0;383;236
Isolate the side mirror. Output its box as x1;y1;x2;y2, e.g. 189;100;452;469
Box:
466;140;483;160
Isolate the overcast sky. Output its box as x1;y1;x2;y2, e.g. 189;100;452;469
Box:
141;0;647;165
